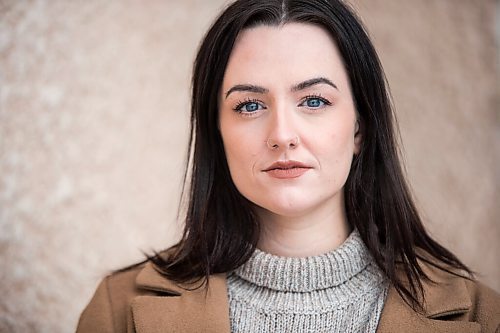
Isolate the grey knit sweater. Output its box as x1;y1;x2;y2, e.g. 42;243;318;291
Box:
227;229;389;333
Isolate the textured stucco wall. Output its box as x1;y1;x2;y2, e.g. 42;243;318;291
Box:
0;1;498;332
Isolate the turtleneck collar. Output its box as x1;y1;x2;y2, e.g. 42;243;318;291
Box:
233;229;372;292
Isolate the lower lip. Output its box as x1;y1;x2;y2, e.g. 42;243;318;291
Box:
265;167;311;179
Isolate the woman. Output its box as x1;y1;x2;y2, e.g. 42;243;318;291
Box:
77;0;500;332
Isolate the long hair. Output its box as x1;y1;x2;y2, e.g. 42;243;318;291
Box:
150;0;472;311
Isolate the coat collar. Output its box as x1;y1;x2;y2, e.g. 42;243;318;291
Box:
376;260;480;333
130;261;479;333
130;263;230;333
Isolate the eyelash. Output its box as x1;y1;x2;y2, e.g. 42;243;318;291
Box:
300;94;332;109
232;94;332;115
232;98;266;113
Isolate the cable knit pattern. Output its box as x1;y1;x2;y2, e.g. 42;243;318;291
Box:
227;229;389;333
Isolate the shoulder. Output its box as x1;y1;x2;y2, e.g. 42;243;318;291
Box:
419;253;500;320
77;261;230;333
462;278;500;328
76;263;154;333
378;256;500;333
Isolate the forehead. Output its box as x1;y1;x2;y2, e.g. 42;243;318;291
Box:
222;22;348;90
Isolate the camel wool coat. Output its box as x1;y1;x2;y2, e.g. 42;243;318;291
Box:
77;259;500;333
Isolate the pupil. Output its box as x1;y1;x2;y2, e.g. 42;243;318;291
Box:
247;103;257;111
308;99;320;107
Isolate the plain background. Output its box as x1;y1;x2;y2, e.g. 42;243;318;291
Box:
0;0;498;332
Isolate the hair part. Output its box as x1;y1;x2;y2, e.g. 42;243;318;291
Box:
149;0;473;312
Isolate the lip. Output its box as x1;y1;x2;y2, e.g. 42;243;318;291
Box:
263;160;312;179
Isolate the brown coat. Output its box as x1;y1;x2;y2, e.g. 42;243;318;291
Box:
77;260;500;333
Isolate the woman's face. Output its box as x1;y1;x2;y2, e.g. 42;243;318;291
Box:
219;23;361;219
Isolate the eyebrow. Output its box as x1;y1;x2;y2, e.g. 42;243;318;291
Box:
291;77;338;92
224;76;338;99
225;84;269;99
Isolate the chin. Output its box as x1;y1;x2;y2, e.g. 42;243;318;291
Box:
253;198;320;219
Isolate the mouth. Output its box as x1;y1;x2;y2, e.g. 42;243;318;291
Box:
262;160;312;179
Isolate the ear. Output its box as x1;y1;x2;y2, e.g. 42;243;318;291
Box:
353;119;363;155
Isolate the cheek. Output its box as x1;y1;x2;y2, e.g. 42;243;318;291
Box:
312;120;355;178
314;117;355;153
220;123;261;178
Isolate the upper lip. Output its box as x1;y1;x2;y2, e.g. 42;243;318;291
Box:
263;160;312;171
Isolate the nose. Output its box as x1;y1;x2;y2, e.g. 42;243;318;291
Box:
266;110;300;151
266;136;299;150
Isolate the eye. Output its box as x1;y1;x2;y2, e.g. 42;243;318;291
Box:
299;95;332;109
233;99;266;114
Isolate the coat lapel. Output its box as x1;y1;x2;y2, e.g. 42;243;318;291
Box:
130;263;230;333
131;261;480;333
377;262;480;333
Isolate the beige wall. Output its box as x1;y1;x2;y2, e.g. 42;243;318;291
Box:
0;0;498;332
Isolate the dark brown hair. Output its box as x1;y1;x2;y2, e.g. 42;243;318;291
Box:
150;0;473;311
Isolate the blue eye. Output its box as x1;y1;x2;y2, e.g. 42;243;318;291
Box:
242;102;260;112
300;95;331;109
234;99;266;113
306;98;323;108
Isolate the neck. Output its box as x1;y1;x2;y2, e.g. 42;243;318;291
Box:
256;198;352;258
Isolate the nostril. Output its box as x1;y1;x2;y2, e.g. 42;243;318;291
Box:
266;136;300;150
267;138;279;150
288;136;300;148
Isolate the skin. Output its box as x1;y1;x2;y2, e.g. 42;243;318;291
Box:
219;23;362;257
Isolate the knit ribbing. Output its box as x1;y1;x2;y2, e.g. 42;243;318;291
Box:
227;229;389;333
